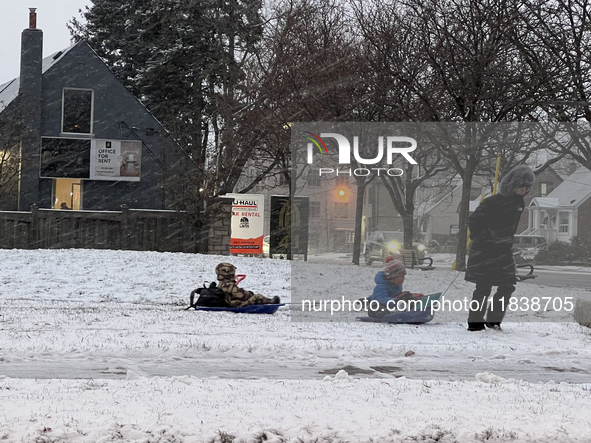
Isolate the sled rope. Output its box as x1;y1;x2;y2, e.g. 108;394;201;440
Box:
441;271;463;298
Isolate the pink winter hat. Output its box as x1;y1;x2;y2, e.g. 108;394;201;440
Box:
383;255;407;279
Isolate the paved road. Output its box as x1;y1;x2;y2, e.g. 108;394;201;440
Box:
522;267;591;290
2;356;589;384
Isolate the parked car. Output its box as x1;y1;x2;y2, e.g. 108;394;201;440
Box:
512;234;547;263
513;235;547;250
364;231;428;265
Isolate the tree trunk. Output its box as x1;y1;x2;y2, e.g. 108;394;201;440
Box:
352;181;367;265
455;159;478;271
403;166;415;250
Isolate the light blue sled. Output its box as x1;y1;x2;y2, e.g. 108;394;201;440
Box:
357;293;442;324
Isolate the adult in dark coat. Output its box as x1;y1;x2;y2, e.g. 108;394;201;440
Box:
465;165;535;331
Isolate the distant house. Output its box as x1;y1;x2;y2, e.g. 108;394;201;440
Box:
526;167;591;243
416;182;461;244
418;165;565;244
0;9;184;211
417;176;489;244
516;165;565;234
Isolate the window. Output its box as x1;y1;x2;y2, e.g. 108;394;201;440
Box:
310;201;321;218
62;88;93;134
309;233;320;250
336;174;349;186
540;210;548;227
421;220;428;234
334;202;348;218
53;178;82;210
559;211;569;233
307;170;320;186
540;182;554;197
40;137;91;178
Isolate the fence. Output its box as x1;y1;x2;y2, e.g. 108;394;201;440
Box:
0;202;232;254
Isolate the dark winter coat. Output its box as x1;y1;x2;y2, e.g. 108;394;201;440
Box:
464;193;525;285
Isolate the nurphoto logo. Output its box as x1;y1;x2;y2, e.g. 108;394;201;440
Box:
303;132;418;177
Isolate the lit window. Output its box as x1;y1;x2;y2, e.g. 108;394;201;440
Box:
540;182;553;197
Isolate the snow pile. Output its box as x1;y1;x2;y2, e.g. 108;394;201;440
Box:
476;371;511;383
323;368;352;381
574;292;591;327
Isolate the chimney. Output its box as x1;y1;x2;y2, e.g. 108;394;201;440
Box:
18;7;43;211
20;8;42;92
29;7;37;28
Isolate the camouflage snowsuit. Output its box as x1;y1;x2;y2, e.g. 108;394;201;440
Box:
215;263;275;308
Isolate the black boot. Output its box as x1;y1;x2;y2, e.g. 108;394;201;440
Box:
485;322;502;331
467;322;486;331
271;296;281;304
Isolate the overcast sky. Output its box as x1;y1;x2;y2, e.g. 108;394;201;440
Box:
0;1;92;84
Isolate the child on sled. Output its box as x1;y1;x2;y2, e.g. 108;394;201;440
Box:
215;262;280;308
367;255;423;317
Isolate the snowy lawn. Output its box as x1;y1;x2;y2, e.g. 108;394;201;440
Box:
1;249;591;442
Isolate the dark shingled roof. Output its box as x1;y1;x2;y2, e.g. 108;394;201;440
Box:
0;43;76;113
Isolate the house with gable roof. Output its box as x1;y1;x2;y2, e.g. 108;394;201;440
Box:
0;9;185;212
526;166;591;243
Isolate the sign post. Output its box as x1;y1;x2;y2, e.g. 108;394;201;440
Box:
270;196;309;260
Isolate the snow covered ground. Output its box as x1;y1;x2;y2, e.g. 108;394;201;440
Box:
1;249;591;442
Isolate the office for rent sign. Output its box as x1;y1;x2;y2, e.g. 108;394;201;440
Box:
227;194;265;254
90;140;142;181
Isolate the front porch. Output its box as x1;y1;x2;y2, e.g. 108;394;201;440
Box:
524;197;576;243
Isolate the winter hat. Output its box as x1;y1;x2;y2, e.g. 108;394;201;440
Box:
383;255;407;279
215;262;236;280
499;165;535;196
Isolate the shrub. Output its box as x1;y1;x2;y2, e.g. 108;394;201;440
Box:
535;236;591;264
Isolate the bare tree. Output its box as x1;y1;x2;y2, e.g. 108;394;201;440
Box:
0;101;22;209
379;138;450;252
510;0;591;171
245;0;369;256
355;0;547;270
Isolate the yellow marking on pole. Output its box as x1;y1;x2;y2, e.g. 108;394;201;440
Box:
451;153;502;270
492;153;502;196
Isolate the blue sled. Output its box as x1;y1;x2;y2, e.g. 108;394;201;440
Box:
194;303;284;314
357;293;442;324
